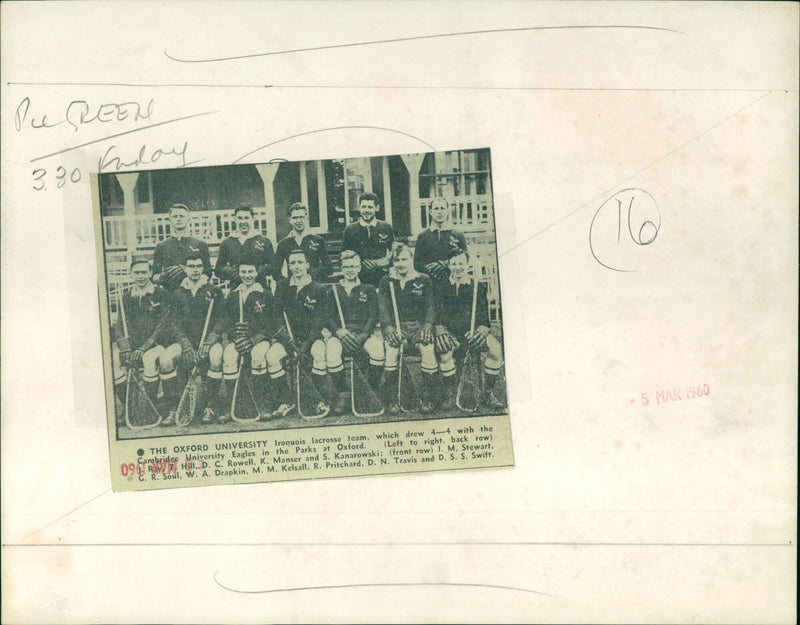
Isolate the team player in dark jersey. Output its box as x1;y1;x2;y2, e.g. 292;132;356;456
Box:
414;196;468;288
221;256;293;420
275;249;347;413
167;251;226;424
434;250;504;410
152;204;212;290
113;258;171;422
341;192;394;286
276;202;332;283
329;250;385;393
377;243;438;413
214;204;279;290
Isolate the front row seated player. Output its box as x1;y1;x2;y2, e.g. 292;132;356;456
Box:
329;250;385;392
433;250;505;410
275;249;350;414
377;243;438;414
220;257;294;420
165;251;226;424
112;258;171;424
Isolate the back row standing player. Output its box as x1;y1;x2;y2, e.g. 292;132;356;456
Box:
413;196;467;288
276;202;332;283
341;192;394;286
214;203;280;290
152;204;212;290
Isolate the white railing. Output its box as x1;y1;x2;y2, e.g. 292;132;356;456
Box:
103;208;273;250
419;195;493;234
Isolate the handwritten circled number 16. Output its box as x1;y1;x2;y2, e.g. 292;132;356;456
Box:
589;188;661;272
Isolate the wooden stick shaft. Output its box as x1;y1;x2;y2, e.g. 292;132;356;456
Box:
332;285;346;329
199;299;215;346
389;281;401;332
118;288;129;338
470;277;478;334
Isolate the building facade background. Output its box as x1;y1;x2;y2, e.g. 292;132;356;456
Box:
100;148;501;327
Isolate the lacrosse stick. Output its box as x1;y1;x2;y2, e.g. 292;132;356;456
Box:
174;297;215;426
120;288;163;429
230;290;260;422
389;281;418;412
456;277;484;412
283;311;330;420
332;285;383;418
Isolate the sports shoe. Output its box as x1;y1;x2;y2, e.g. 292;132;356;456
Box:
482;389;505;410
386;403;400;415
272;403;295;418
201;408;215;424
163;410;175;426
217;412;230;423
419;400;435;415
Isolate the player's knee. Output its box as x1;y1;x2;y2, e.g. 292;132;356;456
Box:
485;334;502;366
365;335;385;360
250;341;269;364
208;343;224;369
222;343;239;369
326;337;342;366
266;342;287;367
310;340;325;360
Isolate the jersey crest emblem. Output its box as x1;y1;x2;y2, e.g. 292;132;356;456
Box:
377;232;389;243
189;246;199;253
148;301;161;312
304;295;317;310
448;235;461;249
254;241;265;251
308;240;319;251
253;300;266;314
358;292;368;303
410;282;424;297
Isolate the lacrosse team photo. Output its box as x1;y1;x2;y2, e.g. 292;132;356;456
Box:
94;148;509;450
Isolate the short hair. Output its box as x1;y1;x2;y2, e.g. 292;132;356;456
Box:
391;242;412;263
358;192;379;205
340;250;361;265
184;250;204;264
288;202;308;215
448;248;470;262
430;197;450;211
237;251;258;268
130;258;150;271
234;203;253;216
168;203;189;214
287;248;309;263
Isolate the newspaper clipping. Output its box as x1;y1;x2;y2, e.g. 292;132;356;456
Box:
94;148;513;491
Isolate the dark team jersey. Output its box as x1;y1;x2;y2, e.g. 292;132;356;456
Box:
169;277;225;348
113;284;170;350
434;279;490;338
274;278;330;346
214;234;279;287
329;281;379;336
413;227;468;278
224;284;280;344
377;272;435;328
276;233;332;282
341;220;394;285
152;236;212;287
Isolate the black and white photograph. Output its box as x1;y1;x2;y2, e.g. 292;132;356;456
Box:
96;148;509;441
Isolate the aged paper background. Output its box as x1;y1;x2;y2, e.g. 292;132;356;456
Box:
1;1;797;623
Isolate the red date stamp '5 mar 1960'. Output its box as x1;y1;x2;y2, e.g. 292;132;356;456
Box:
631;384;710;407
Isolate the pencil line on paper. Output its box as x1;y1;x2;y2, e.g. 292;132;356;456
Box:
231;126;436;164
164;24;684;63
212;572;557;597
4;542;793;548
499;89;774;257
20;489;111;543
7;82;789;93
29;110;218;163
